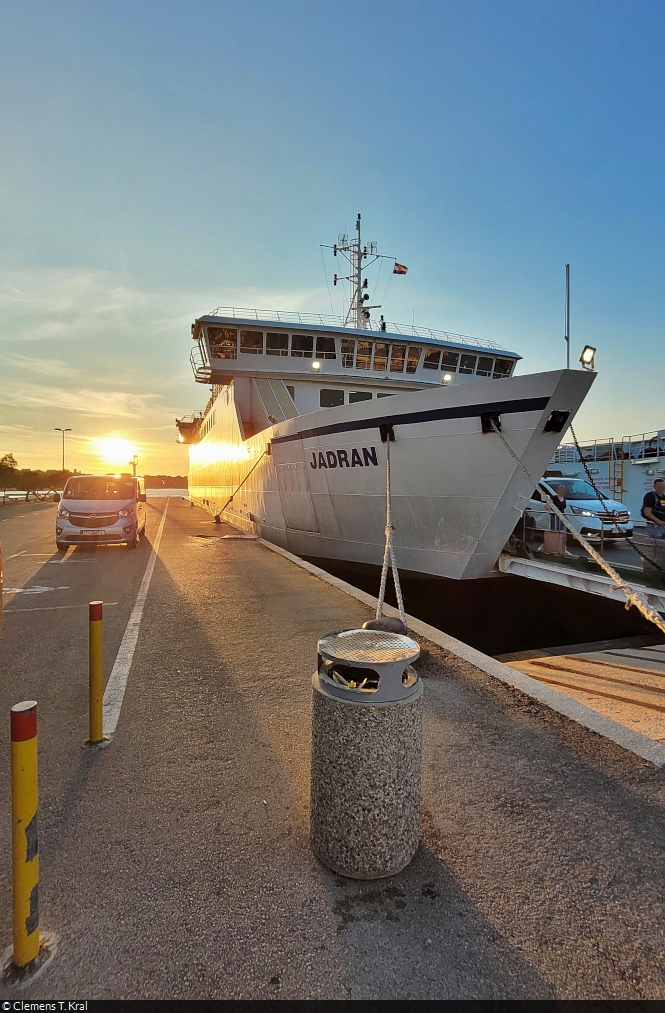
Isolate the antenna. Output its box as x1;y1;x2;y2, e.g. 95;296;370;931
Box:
565;263;570;369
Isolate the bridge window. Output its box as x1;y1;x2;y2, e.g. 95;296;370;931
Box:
320;388;344;407
240;330;263;354
440;350;459;371
286;385;295;400
406;346;422;374
356;340;372;369
373;342;389;371
316;336;337;359
377;392;396;397
493;358;513;378
341;339;355;368
349;391;372;403
459;353;477;374
266;332;289;356
423;349;441;370
476;356;494;376
208;327;237;359
291;334;314;357
390;345;406;372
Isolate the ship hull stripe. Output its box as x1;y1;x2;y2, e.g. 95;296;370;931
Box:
270;394;551;445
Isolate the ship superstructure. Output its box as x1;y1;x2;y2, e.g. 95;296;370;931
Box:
177;218;595;579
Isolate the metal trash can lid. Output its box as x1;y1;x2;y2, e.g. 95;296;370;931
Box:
319;629;420;664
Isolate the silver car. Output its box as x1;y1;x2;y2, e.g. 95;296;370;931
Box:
56;474;147;550
525;477;633;544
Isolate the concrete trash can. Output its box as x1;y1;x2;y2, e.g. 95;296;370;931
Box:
310;628;423;880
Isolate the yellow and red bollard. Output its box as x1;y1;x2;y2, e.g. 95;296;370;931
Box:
11;700;40;968
89;600;104;744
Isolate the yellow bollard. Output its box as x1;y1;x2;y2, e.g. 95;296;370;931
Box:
89;600;103;743
11;700;40;968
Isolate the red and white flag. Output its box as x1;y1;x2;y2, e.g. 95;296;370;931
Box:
393;262;408;275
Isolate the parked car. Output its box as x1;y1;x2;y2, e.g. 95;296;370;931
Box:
56;474;147;550
524;477;633;544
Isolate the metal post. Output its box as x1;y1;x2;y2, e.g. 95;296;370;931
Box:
565;264;570;369
54;428;71;472
89;601;104;743
11;701;39;968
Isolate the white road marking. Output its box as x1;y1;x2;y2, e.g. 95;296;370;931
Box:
102;501;169;737
5;602;119;614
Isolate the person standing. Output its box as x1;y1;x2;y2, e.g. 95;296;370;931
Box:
642;478;665;540
547;485;567;530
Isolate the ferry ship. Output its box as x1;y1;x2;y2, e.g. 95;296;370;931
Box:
177;217;595;579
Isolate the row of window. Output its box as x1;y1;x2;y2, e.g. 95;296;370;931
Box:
319;389;396;408
207;327;513;378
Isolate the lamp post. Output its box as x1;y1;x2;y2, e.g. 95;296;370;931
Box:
54;428;72;471
130;455;138;478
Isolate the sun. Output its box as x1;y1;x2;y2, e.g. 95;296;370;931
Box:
96;436;138;468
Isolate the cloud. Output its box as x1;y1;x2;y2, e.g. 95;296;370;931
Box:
0;353;79;378
0;383;162;417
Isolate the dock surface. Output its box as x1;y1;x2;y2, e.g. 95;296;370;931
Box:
2;498;665;999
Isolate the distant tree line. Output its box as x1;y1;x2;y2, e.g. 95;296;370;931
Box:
144;475;188;488
0;453;78;491
0;454;188;491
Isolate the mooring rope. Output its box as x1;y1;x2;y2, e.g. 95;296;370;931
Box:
376;437;407;625
491;420;665;636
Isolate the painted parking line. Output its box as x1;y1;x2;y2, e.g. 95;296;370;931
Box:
102;501;169;738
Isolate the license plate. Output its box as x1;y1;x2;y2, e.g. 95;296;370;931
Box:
81;529;104;536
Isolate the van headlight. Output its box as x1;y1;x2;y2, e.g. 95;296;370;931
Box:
57;506;70;518
118;507;133;518
570;506;594;517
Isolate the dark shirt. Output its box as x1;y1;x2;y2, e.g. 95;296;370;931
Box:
550;495;566;513
643;490;665;522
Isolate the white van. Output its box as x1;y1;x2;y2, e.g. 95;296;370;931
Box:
56;474;147;550
525;476;633;544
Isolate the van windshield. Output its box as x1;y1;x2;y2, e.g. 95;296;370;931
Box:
550;479;598;501
64;477;136;501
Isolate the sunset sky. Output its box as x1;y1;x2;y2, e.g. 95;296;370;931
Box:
2;0;665;474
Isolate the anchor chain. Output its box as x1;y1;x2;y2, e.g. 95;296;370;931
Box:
491;421;665;636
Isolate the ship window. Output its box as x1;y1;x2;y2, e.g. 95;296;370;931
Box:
291;334;313;358
208;326;237;360
377;392;396;397
459;353;477;374
423;348;441;370
349;391;372;403
266;332;289;356
286;385;295;400
389;344;406;372
476;356;493;376
440;350;459;370
341;338;355;368
320;388;344;407
373;342;389;371
316;336;337;359
406;346;422;374
240;330;263;354
356;340;372;369
493;358;513;378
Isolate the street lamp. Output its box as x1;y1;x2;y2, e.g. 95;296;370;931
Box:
54;428;72;471
130;455;138;477
579;345;596;371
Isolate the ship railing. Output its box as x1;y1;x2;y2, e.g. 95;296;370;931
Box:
190;345;211;382
206;306;506;351
554;429;665;465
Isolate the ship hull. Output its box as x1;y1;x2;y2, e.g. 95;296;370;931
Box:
188;369;594;580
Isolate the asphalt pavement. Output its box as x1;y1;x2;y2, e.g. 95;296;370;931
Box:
1;498;665;999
